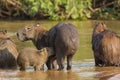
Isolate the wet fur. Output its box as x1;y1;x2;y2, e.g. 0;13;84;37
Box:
0;30;18;69
17;47;53;71
17;22;80;70
92;22;120;66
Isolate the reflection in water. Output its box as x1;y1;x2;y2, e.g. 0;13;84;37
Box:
17;71;47;80
108;74;120;80
0;70;80;80
95;67;120;80
46;70;80;80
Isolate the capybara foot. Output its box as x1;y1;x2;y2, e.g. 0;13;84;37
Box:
67;66;71;70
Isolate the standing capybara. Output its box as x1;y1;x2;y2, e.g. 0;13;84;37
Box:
16;22;79;70
0;30;18;69
17;47;54;71
92;22;120;66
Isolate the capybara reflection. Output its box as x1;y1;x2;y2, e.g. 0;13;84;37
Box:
0;30;18;69
17;22;79;70
17;47;54;71
92;22;120;66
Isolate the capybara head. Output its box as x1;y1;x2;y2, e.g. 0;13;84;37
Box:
0;30;9;39
93;22;108;37
16;23;40;41
17;25;39;41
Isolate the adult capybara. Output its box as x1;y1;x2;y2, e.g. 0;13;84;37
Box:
17;47;54;71
16;22;79;70
0;30;18;69
92;22;120;66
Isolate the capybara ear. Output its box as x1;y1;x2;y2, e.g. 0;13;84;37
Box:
95;22;99;25
4;30;7;34
37;50;42;53
37;49;45;56
2;30;7;35
37;48;44;54
101;22;107;30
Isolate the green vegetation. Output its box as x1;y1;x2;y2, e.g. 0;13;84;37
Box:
0;0;120;20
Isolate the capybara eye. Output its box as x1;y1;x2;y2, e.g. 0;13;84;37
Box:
27;27;31;30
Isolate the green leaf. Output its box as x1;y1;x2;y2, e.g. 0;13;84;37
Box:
71;12;79;19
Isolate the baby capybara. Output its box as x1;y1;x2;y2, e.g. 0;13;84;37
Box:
17;47;53;71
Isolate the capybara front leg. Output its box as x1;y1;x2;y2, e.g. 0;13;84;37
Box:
46;58;52;70
67;54;73;70
34;66;40;71
52;59;57;69
40;65;44;70
20;65;26;71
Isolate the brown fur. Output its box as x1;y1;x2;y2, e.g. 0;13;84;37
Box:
17;24;48;49
0;30;18;69
0;30;9;39
92;22;120;66
17;47;54;71
17;23;80;70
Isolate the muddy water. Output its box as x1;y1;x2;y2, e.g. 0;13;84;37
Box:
0;20;120;80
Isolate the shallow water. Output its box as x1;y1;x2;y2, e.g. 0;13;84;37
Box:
0;20;120;80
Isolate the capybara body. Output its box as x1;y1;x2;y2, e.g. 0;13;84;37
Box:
92;22;120;66
17;47;53;71
0;30;18;69
17;22;79;70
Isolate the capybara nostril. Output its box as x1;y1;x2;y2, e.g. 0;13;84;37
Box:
16;32;19;37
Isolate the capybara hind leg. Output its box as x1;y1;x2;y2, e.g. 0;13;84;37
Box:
67;54;73;70
95;57;105;67
56;55;65;70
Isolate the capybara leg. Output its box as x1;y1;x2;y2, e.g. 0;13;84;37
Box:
95;57;104;67
34;66;37;71
52;59;57;69
40;65;44;70
34;66;39;71
46;59;52;70
67;54;73;70
94;58;99;66
57;55;65;70
20;66;26;71
50;56;57;69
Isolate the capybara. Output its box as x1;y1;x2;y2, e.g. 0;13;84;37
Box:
92;22;120;66
16;22;80;70
0;30;18;69
17;47;54;71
